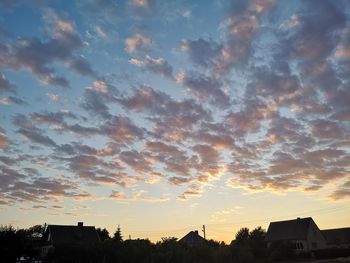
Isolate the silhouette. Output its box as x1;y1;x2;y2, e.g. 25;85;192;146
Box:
1;218;350;262
265;217;327;252
179;230;206;246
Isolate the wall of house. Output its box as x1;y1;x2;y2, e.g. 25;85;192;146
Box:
293;240;308;252
306;220;327;250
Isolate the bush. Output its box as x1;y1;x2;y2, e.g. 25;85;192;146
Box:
313;248;350;259
269;241;295;261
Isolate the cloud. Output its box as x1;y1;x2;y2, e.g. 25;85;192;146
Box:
12;113;59;147
94;26;108;39
0;73;16;93
246;66;300;99
168;176;191;185
191;124;235;150
178;184;203;200
0;96;26;105
329;189;350;201
81;88;112;119
191;144;225;183
17;127;58;147
0;128;10;150
1;0;350;208
310;119;346;140
129;0;155;17
0;156;27;166
0;163;93;205
184;0;274;76
117;85;211;142
32;111;72;124
46;93;60;102
225;98;275;137
125;32;153;54
291;1;346;61
181;38;222;68
210;206;242;223
329;181;350;200
80;80;119;119
102;115;144;145
0;10;95;87
79;0;119;23
118;85;209;118
1;174;92;204
61;153;128;186
145;141;191;176
119;150;153;174
68;56;97;77
30;110;100;137
177;71;230;108
110;189;169;203
129;55;174;79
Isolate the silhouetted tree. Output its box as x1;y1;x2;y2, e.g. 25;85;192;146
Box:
233;227;250;246
0;225;24;263
230;227;268;263
96;227;110;241
249;226;267;257
269;240;295;261
113;225;123;243
122;239;152;263
25;224;46;238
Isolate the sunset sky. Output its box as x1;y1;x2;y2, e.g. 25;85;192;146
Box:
0;0;350;243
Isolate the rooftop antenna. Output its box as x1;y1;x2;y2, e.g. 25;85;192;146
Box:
202;225;206;240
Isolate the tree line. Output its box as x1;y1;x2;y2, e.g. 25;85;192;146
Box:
0;224;309;263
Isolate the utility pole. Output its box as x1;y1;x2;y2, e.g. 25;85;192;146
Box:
202;225;206;240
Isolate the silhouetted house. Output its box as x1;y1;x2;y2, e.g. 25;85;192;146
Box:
41;222;100;257
179;230;206;246
321;227;350;248
265;217;327;252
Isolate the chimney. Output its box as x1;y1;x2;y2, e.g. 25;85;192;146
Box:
194;230;198;235
297;217;300;220
78;222;84;227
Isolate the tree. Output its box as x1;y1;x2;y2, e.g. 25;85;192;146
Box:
269;241;295;261
113;225;123;243
26;224;46;238
0;225;24;263
233;227;250;246
96;227;110;241
249;226;267;258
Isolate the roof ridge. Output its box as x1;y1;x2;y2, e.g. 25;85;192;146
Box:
321;227;350;231
270;217;312;224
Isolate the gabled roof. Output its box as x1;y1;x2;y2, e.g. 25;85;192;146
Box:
179;230;206;246
321;227;350;245
265;217;314;242
44;224;100;246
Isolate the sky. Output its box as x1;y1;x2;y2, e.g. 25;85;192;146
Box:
0;0;350;243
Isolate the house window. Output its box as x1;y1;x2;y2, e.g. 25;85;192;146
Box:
295;242;304;250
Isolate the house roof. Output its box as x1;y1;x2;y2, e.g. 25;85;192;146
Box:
179;230;206;246
45;224;100;246
265;217;314;242
321;227;350;245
